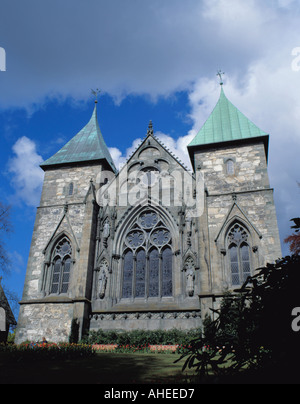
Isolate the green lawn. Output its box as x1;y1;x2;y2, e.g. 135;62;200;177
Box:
0;352;194;384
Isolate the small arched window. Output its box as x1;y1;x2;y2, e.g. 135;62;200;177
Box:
227;223;251;286
68;182;74;196
50;237;72;294
226;159;235;175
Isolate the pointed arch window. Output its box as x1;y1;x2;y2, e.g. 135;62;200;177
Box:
121;210;173;299
50;237;72;294
227;223;252;286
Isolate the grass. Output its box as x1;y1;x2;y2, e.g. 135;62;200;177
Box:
0;352;195;384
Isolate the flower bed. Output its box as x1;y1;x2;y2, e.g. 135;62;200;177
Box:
149;345;179;352
0;342;95;361
92;344;183;353
92;344;118;352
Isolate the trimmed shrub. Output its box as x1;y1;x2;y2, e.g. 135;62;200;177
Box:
80;328;201;347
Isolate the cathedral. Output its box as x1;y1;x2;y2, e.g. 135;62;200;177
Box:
15;84;282;343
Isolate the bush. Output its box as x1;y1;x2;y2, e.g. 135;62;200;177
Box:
0;342;95;361
81;328;201;347
175;254;300;383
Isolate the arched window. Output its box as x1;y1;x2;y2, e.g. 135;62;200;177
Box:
121;210;173;299
50;237;72;294
162;247;173;297
226;159;235;175
227;223;251;286
68;182;74;196
149;248;159;297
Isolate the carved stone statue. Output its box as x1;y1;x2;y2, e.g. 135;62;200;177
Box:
98;259;109;299
103;220;110;238
185;258;195;297
103;220;110;248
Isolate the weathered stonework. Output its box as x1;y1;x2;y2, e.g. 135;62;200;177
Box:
15;94;282;344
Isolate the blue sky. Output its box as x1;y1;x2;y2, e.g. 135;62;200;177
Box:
0;0;300;318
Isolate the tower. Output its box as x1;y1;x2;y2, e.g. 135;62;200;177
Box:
188;84;282;314
15;101;116;343
15;83;282;343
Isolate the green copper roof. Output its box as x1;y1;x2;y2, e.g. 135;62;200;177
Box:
41;103;116;172
188;87;268;148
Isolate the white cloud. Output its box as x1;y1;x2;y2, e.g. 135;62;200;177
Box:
109;138;143;170
185;62;300;254
1;0;300;255
2;0;300;110
8;137;44;207
154;132;194;170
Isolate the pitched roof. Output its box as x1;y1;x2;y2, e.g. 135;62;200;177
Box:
188;86;269;149
122;120;191;172
0;281;17;326
40;102;116;172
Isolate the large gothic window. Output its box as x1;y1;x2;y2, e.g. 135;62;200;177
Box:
121;210;173;299
227;223;251;286
50;237;72;294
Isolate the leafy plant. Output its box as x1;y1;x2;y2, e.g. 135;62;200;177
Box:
81;328;201;348
176;253;300;383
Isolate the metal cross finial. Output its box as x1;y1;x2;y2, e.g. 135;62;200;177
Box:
147;120;154;136
91;88;101;103
216;70;225;86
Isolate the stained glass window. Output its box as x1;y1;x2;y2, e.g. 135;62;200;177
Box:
230;246;240;285
135;250;146;297
149;248;159;297
51;258;61;294
162;247;173;296
122;250;133;298
121;210;173;299
50;237;72;294
139;211;158;229
228;224;252;286
126;230;144;248
151;229;171;246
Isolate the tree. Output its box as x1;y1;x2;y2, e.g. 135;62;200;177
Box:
176;248;300;383
0;202;18;331
284;218;300;255
0;202;12;275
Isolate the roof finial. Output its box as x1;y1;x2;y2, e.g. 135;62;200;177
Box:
147;120;154;136
216;70;225;86
91;88;101;104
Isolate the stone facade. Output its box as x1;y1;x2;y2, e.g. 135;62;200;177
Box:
194;140;281;311
15;93;282;344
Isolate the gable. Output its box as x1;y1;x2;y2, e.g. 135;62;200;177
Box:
96;122;195;211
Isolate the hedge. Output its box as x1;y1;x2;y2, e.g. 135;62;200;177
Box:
0;342;95;361
80;328;201;347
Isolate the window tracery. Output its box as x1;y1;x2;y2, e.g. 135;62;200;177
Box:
122;210;173;299
50;237;72;294
227;223;251;286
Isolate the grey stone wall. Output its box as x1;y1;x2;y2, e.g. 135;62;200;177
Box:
15;162;104;344
194;140;281;303
16;135;282;343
